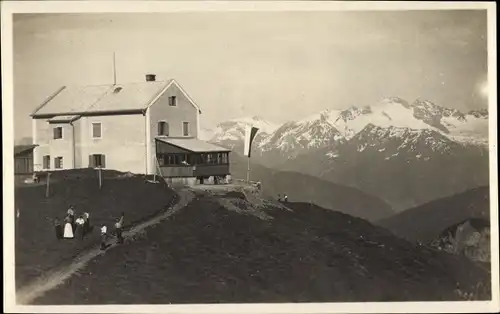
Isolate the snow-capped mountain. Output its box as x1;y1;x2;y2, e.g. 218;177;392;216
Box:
280;122;489;211
208;116;280;150
311;97;488;145
205;97;489;211
257;111;346;162
207;97;488;157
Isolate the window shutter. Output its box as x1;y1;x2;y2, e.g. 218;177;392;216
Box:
101;155;106;168
165;123;169;136
53;128;57;139
89;155;94;168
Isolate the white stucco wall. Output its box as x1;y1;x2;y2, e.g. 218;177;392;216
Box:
33;113;148;174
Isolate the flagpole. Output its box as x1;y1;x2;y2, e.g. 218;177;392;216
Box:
247;156;250;182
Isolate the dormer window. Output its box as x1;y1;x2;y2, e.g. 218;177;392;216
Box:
169;96;177;107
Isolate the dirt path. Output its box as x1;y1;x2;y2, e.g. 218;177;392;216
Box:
16;188;195;305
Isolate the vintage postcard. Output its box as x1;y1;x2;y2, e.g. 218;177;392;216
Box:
2;1;498;313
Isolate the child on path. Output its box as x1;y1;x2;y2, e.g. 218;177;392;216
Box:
100;225;108;250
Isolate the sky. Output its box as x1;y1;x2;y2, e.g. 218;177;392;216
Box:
12;10;488;141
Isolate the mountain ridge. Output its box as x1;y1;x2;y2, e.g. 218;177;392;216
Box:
205;97;489;211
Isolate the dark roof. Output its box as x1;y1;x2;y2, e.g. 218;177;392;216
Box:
14;144;38;156
156;138;231;153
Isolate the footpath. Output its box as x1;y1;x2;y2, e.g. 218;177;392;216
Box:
16;188;195;305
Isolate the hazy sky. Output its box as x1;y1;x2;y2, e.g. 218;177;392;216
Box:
13;11;488;141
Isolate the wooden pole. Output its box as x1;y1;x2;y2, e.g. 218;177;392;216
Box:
45;173;51;198
246;156;250;182
98;167;102;189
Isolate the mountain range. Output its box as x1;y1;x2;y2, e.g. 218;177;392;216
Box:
202;97;489;211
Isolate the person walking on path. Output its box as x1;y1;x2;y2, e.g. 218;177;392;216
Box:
67;206;75;230
83;212;91;235
115;212;125;244
75;216;85;240
100;225;108;250
63;215;74;239
54;218;63;240
283;194;288;203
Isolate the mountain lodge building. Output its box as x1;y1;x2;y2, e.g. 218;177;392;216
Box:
30;74;231;184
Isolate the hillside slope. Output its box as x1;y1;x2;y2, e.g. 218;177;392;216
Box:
229;153;394;222
378;186;490;243
14;169;175;288
36;190;490;304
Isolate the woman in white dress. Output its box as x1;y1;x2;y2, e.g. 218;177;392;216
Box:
63;215;74;239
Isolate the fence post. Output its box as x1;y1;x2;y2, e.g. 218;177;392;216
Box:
45;173;51;198
98;167;102;189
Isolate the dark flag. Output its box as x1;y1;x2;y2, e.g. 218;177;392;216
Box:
243;125;259;157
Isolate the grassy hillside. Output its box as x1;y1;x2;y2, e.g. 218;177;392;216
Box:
378;186;490;243
230;153;394;222
14;169;175;288
36;190;490;304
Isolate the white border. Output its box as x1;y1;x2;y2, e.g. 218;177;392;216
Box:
2;1;498;313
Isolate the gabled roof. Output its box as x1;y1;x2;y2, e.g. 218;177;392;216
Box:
31;79;202;117
156;137;231;153
14;144;38;156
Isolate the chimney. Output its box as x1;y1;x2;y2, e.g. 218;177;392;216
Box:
145;74;156;82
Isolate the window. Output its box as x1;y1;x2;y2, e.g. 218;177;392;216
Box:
183;122;189;136
168;96;177;107
89;154;106;168
43;155;51;169
54;157;63;169
157;121;169;136
157;154;193;166
92;123;102;139
53;127;63;139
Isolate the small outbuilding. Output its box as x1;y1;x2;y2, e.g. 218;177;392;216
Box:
14;145;38;175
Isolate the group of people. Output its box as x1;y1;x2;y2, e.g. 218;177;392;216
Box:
277;194;288;203
54;206;126;251
54;206;91;240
